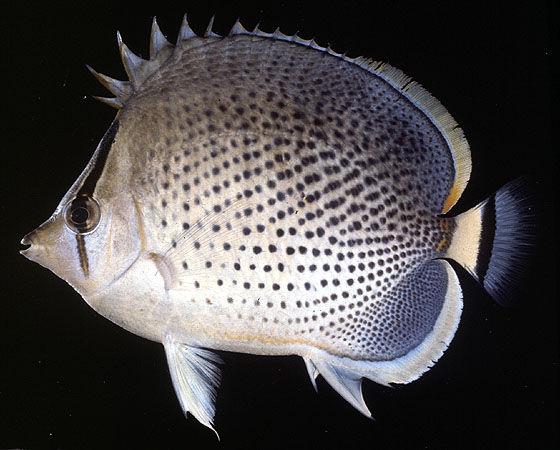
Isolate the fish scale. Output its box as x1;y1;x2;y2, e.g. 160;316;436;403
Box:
21;16;535;435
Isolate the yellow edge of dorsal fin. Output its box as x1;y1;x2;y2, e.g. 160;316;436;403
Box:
362;62;472;214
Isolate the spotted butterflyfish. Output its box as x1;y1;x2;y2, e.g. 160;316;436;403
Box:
21;16;535;435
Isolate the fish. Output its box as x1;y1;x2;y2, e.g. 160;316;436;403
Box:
20;15;535;435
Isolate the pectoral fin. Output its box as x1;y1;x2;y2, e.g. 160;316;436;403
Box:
163;334;222;437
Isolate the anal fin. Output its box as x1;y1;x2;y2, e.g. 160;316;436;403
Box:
301;259;463;418
163;334;222;437
312;359;371;418
304;358;319;392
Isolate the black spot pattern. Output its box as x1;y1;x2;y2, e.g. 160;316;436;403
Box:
119;36;457;361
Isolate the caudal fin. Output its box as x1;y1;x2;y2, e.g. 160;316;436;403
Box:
445;178;535;305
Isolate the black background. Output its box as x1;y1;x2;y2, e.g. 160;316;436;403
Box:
2;1;556;449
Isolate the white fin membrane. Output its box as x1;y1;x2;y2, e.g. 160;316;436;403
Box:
163;334;222;437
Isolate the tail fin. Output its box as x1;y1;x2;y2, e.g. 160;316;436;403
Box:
445;178;535;305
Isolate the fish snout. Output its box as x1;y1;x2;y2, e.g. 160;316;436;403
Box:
20;224;51;263
20;230;36;256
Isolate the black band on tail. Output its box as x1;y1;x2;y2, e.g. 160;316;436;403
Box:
476;194;496;285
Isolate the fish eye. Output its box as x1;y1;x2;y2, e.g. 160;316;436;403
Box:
63;196;101;234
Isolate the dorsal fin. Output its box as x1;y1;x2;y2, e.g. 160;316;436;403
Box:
87;15;374;109
88;14;472;206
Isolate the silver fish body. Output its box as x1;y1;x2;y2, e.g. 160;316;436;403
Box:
21;17;534;433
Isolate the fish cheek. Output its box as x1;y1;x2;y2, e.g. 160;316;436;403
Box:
99;195;144;287
77;194;143;295
41;195;142;297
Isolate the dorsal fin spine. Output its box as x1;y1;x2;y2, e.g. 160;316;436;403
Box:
86;65;132;99
204;15;220;38
251;22;261;34
93;96;124;109
229;18;247;36
150;17;172;59
178;14;197;42
117;31;146;89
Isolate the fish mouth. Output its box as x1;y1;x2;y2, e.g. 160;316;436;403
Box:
20;231;35;256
